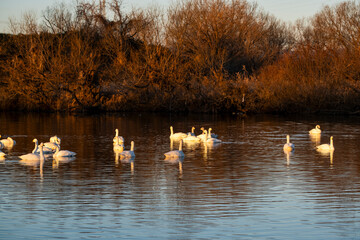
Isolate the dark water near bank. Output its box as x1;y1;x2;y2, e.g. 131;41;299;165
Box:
0;112;360;239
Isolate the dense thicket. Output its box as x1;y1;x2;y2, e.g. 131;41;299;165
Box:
0;0;359;114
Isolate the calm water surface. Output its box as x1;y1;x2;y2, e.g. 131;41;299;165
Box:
0;112;360;239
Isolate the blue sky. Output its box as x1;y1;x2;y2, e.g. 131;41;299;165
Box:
0;0;344;33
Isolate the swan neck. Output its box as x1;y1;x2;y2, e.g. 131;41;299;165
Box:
32;140;39;153
130;141;134;151
287;135;290;143
170;126;174;135
39;145;44;161
179;140;183;151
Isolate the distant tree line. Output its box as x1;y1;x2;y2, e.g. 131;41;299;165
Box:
0;0;359;114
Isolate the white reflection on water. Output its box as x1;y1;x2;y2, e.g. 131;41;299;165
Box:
0;113;360;239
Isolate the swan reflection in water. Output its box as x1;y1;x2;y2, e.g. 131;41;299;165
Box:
52;156;76;168
115;150;134;174
284;149;293;166
309;134;321;146
164;155;184;175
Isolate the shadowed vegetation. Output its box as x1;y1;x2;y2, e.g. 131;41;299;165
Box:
0;0;359;114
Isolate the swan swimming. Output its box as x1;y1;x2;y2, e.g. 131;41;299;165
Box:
45;136;61;151
164;140;184;159
0;135;16;148
169;126;187;140
113;129;124;145
197;127;207;141
204;130;221;144
53;145;76;158
283;135;295;152
183;132;201;143
187;127;196;136
50;135;61;145
208;128;218;139
20;142;45;162
32;139;53;154
316;136;334;152
113;136;124;152
119;141;135;159
309;125;321;134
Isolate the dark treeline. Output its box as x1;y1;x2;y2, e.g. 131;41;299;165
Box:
0;0;359;114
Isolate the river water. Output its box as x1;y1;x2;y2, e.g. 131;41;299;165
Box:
0;112;359;239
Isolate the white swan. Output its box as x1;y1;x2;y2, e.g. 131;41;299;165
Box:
197;127;207;141
283;135;295;152
208;128;218;138
204;130;221;144
183;132;201;143
164;140;184;159
113;136;124;152
316;136;334;152
309;125;321;134
113;129;124;145
45;135;61;150
0;135;16;148
20;142;45;162
32;139;53;154
169;126;187;140
187;127;196;136
119;141;135;159
50;135;61;144
53;145;76;158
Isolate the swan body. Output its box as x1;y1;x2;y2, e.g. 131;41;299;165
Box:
53;145;76;158
316;136;334;152
197;127;207;141
32;139;53;154
20;143;45;162
309;125;321;134
170;126;187;140
183;133;201;143
113;137;124;152
164;140;184;158
204;130;221;144
119;141;135;159
283;135;295;152
0;135;16;148
44;142;60;151
113;129;124;145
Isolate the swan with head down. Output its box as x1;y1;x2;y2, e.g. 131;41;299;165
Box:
309;125;321;134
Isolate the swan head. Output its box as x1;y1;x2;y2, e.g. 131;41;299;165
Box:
316;125;320;129
33;138;38;143
192;127;195;132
